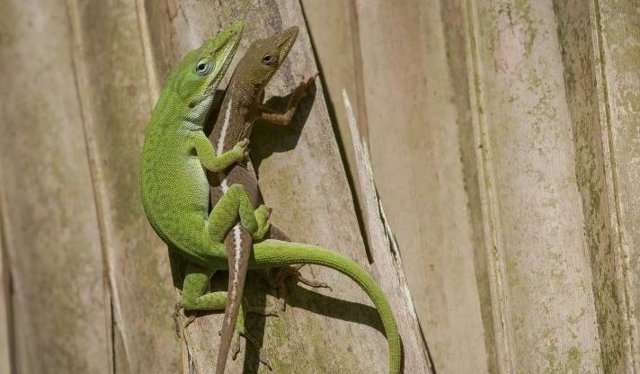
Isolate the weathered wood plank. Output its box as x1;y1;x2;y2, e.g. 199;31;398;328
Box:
0;1;111;373
555;0;640;371
352;1;491;373
299;0;367;214
66;0;183;372
594;1;640;371
554;1;623;371
465;0;603;371
343;91;433;373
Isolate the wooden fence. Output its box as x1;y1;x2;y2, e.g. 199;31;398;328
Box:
1;0;639;373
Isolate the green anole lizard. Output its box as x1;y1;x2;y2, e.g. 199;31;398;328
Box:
141;18;270;339
206;26;318;374
141;22;401;374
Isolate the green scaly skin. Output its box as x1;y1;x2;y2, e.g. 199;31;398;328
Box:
141;22;401;374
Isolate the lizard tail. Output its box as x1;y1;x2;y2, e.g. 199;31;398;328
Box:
251;239;401;374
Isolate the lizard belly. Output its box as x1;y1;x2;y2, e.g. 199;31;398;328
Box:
142;154;210;250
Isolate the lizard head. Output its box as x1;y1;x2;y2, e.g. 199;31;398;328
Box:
168;21;244;123
235;26;299;91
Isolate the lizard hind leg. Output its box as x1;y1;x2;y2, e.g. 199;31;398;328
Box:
179;264;227;324
180;263;273;368
251;204;272;240
206;183;271;243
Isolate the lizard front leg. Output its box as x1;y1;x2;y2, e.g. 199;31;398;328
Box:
256;76;316;125
192;132;249;172
193;133;271;241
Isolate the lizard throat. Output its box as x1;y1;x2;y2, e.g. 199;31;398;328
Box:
184;94;214;127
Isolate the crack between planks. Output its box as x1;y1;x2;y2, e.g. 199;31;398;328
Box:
591;0;639;371
135;0;161;104
343;89;434;372
462;0;516;372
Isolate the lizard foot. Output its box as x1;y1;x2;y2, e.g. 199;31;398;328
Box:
252;205;272;240
295;266;332;290
173;304;201;337
232;330;273;371
267;265;331;310
291;75;317;103
270;265;331;290
217;317;274;371
231;138;250;161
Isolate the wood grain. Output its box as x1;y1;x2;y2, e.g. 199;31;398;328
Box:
0;1;112;373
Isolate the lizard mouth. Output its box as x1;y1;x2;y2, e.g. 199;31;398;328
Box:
274;26;299;62
206;21;244;95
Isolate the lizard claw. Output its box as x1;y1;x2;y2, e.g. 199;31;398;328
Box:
183;314;197;329
172;304;202;337
231;139;251;162
292;75;316;101
237;138;250;148
233;138;250;154
270;265;332;293
173;303;183;338
225;322;274;371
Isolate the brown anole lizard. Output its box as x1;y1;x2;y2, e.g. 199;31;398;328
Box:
206;26;316;374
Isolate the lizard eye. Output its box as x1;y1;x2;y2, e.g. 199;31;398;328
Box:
261;54;277;66
195;59;213;75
